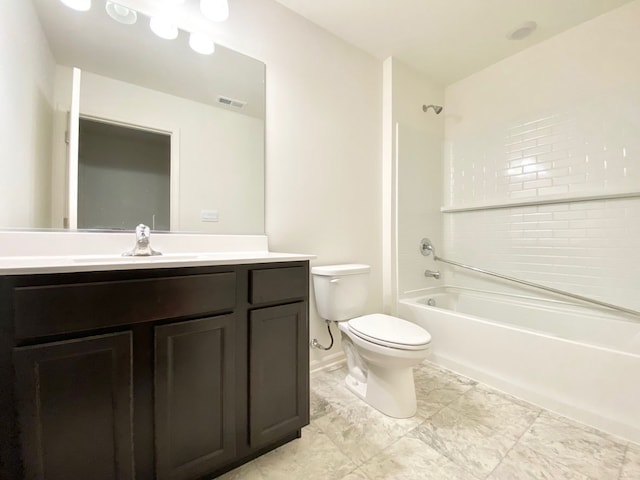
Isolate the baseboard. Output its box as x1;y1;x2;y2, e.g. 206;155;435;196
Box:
310;351;346;374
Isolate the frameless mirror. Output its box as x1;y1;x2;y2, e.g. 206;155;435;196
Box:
2;0;265;234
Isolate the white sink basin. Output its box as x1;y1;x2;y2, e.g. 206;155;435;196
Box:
71;253;201;264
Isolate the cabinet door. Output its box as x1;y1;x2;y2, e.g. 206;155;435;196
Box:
249;303;309;448
155;314;236;480
13;332;134;480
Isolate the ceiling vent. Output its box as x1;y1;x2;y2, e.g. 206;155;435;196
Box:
217;95;246;109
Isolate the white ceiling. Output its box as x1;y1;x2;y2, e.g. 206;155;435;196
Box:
272;0;635;86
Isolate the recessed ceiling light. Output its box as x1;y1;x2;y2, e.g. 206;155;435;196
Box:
59;0;91;11
189;32;215;55
105;2;137;25
149;16;179;40
507;21;537;40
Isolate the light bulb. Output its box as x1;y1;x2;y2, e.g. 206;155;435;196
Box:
106;2;137;25
149;16;179;40
200;0;229;22
189;32;215;55
59;0;91;11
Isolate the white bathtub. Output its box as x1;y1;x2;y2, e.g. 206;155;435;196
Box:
398;286;640;443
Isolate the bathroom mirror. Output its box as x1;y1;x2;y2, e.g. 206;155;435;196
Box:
2;0;265;234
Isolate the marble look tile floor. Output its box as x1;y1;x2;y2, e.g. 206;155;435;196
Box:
219;361;640;480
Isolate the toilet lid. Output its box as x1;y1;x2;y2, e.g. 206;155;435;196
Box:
348;314;431;350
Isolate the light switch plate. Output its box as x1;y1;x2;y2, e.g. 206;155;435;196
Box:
201;209;219;222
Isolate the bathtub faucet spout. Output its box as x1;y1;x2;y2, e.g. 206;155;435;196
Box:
424;269;441;280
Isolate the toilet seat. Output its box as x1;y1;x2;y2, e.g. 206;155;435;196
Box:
347;314;431;351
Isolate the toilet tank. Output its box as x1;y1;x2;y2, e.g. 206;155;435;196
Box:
311;264;371;321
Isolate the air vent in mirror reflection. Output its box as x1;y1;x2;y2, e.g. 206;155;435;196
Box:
217;95;246;108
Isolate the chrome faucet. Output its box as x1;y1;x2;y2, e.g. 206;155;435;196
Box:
122;224;162;257
424;269;441;280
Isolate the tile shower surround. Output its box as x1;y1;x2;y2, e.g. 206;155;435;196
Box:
442;94;640;311
445;92;640;207
219;362;640;479
443;198;640;311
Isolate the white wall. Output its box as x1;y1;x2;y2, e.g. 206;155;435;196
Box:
385;59;444;300
0;0;55;228
443;1;640;311
159;0;383;369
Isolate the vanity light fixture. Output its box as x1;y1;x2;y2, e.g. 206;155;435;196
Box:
59;0;91;12
105;1;137;25
200;0;229;22
150;16;179;40
189;32;215;55
62;0;222;55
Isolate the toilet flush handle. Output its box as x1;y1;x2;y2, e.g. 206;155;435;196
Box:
330;278;340;284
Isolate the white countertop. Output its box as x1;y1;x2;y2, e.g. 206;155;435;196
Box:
0;231;314;275
0;251;315;275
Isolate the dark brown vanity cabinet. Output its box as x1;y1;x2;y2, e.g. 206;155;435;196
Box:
249;303;308;448
0;261;310;480
154;314;238;480
13;331;135;480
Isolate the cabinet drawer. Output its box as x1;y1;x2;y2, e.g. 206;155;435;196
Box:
250;266;307;304
14;272;236;339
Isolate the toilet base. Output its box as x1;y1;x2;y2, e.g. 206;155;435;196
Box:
344;373;367;401
344;365;418;419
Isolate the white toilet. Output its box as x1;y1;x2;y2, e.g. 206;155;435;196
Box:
311;264;431;418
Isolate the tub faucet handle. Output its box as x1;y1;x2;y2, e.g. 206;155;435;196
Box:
419;238;434;256
424;269;441;280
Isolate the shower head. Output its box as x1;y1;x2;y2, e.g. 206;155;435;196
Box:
422;104;443;114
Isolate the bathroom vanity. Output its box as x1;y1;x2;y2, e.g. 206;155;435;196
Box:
0;254;311;480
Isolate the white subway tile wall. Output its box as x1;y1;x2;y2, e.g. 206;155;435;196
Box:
442;94;640;309
443;197;640;311
438;2;640;312
445;91;640;208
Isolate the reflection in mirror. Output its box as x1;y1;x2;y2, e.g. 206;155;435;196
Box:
78;118;171;231
2;0;265;234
